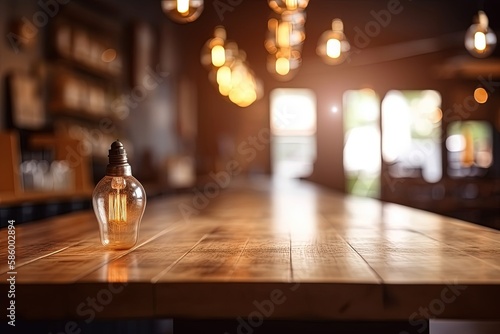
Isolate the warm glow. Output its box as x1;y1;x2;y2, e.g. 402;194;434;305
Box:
219;84;231;96
109;177;127;224
474;87;488;103
275;57;290;75
268;18;278;31
216;66;231;86
162;0;203;23
211;45;226;67
433;108;443;123
326;38;341;58
101;48;117;63
474;31;487;51
228;85;257;108
285;0;298;10
461;127;474;167
231;66;244;86
268;0;308;14
201;27;259;107
109;192;127;223
223;62;258;107
277;22;291;48
464;11;497;58
177;0;190;14
317;19;349;65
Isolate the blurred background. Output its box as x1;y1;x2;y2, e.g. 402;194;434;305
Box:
0;0;499;228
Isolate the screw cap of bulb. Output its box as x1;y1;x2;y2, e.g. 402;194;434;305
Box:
106;140;132;176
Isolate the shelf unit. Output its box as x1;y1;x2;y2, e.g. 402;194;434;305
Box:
0;131;93;225
46;6;125;165
1;1;126;224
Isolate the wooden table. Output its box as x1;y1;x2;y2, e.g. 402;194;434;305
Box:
1;177;500;333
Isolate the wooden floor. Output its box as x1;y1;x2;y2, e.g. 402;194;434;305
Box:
1;176;500;321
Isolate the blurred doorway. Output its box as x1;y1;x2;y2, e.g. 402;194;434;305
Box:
270;89;317;179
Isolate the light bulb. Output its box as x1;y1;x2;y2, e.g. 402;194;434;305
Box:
265;11;306;54
177;0;189;14
286;0;297;10
201;28;260;107
217;65;232;87
162;0;204;23
93;141;146;250
465;11;497;58
267;47;302;81
201;26;230;69
276;57;290;75
211;45;226;67
474;31;487;51
326;38;341;58
474;87;488;103
277;21;291;48
268;0;309;14
317;19;350;65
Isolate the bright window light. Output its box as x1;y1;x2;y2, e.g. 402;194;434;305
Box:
270;88;317;179
343;89;380;197
382;90;442;183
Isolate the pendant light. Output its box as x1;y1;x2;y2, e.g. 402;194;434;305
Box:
317;19;351;65
161;0;204;24
464;10;497;58
268;0;309;14
201;28;262;107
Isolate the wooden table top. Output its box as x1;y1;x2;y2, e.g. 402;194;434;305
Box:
1;177;500;321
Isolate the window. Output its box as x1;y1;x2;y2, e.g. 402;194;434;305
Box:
343;89;380;197
382;90;442;183
270;89;316;179
446;121;493;177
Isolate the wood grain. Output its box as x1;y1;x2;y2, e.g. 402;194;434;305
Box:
1;177;500;320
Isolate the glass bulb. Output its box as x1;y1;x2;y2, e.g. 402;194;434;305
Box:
286;0;297;10
93;141;146;250
317;19;350;65
474;31;487;51
201;26;229;69
268;0;309;14
277;21;291;48
464;11;497;58
162;0;204;24
265;12;306;54
211;45;226;67
177;0;189;14
326;38;342;58
276;57;290;75
267;47;302;81
217;65;232;86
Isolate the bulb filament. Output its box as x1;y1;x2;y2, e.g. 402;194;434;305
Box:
327;38;342;58
177;0;190;15
109;177;127;230
109;190;127;223
474;31;487;51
